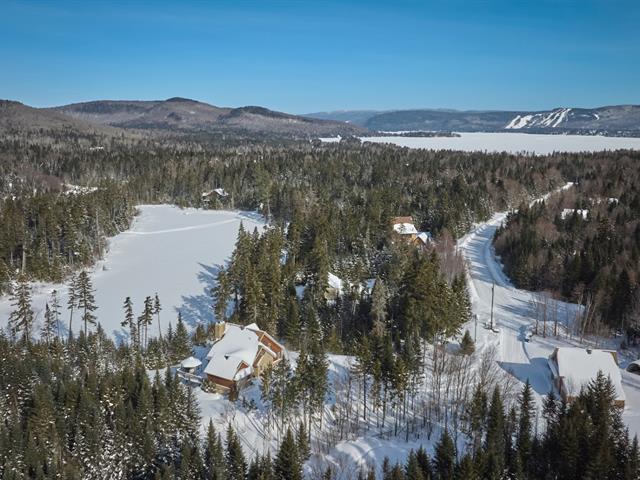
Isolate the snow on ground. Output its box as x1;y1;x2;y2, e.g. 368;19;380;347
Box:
0;205;264;341
320;132;640;154
457;183;640;437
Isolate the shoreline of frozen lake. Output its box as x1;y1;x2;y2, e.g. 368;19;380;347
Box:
320;132;640;154
0;205;265;341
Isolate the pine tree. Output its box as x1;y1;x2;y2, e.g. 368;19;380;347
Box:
225;425;247;480
76;270;97;336
405;450;424;480
204;420;226;480
49;289;62;339
138;296;154;351
434;429;456;480
122;296;138;351
455;454;477;480
67;271;79;338
273;427;302;480
516;380;534;470
172;313;192;361
296;420;310;461
213;268;231;323
484;387;506;480
42;303;56;345
153;293;163;341
459;330;475;355
8;274;34;344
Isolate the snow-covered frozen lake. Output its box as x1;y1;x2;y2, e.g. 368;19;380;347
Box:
321;132;640;154
0;205;264;341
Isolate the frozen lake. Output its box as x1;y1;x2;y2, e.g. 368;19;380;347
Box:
0;206;264;341
321;132;640;154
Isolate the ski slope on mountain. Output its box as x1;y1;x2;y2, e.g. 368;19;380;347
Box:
0;205;264;340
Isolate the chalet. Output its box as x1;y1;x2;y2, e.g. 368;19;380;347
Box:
548;347;625;407
391;216;419;242
203;322;284;392
391;216;433;249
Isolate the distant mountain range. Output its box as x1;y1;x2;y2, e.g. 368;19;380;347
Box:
2;98;639;139
306;105;640;136
0;98;366;139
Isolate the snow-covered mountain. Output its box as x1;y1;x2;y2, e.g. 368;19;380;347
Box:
306;105;640;136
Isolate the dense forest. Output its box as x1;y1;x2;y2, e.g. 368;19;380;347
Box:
2;129;640;478
494;152;640;332
0;131;569;294
0;329;636;479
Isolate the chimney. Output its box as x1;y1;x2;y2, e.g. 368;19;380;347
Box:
214;321;226;341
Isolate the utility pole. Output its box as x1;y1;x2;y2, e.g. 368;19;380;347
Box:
474;313;478;342
490;282;495;331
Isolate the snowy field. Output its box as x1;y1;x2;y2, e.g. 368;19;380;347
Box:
320;132;640;154
0;205;264;340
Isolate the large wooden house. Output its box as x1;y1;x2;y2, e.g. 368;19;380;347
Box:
202;322;284;392
390;216;432;249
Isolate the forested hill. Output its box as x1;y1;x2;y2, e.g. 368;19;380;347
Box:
494;151;640;331
49;98;367;138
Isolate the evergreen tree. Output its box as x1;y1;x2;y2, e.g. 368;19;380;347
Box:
153;292;163;341
171;313;192;361
49;289;62;339
8;274;34;344
484;387;506;480
67;271;79;338
296;420;310;461
42;303;56;345
516;380;535;470
434;429;456;480
273;427;302;480
225;425;247;480
76;270;97;336
138;296;154;350
459;330;475;355
122;296;138;350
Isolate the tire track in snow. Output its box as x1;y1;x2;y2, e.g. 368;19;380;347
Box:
123;217;239;235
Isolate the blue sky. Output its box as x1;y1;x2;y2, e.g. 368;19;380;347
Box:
2;0;639;113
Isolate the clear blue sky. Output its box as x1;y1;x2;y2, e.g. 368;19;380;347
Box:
2;0;639;113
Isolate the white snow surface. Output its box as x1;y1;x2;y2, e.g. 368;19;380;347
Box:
0;205;264;341
321;132;640;154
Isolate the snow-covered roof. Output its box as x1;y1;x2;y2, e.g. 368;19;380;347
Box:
328;272;344;292
203;323;281;381
552;347;625;401
393;223;418;235
417;231;433;244
561;209;588;220
213;188;228;197
181;356;202;369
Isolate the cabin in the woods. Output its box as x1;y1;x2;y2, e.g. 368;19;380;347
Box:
548;347;625;407
391;216;418;242
202;322;284;392
390;216;433;249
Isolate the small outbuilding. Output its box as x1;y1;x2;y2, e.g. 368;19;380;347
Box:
180;356;202;374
